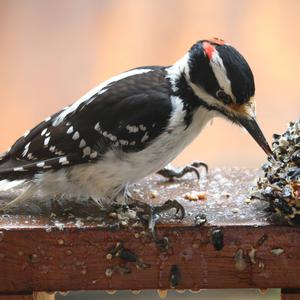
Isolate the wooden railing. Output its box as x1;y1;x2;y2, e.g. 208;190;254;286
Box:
0;168;299;300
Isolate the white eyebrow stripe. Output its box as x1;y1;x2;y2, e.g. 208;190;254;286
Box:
52;68;153;127
209;50;234;101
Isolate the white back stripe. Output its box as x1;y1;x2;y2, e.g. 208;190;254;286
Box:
52;68;153;127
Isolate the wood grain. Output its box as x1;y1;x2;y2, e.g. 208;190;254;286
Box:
0;292;54;300
0;295;34;300
1;223;300;293
281;289;300;300
0;168;299;293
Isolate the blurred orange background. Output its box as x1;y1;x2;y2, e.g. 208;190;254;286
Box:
0;0;299;168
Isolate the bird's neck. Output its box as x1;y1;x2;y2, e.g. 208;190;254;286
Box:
166;53;221;128
166;53;190;92
166;53;208;127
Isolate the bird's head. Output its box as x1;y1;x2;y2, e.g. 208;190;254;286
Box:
181;38;272;156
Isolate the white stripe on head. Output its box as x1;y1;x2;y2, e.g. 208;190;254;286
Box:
209;50;234;101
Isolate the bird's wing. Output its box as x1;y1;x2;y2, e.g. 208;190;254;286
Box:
0;67;173;180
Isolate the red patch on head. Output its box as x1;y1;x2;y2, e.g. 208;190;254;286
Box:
208;37;226;45
203;42;215;60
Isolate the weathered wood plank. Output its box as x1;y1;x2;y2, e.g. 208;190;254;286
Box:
281;289;300;300
0;168;298;293
0;293;55;300
0;295;34;300
0;223;299;292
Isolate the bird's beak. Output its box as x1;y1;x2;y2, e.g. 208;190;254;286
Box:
238;117;272;156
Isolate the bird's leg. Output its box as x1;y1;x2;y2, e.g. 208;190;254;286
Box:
157;161;208;181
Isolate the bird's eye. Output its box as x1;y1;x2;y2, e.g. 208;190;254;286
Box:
216;90;232;105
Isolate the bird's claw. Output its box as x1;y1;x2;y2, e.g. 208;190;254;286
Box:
132;199;185;239
180;166;200;180
152;199;185;219
148;199;185;239
189;161;208;173
157;161;208;181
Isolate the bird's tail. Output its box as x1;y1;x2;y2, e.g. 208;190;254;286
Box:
0;151;33;191
0;183;36;212
0;178;27;191
0;155;36;211
0;168;35;212
0;165;30;192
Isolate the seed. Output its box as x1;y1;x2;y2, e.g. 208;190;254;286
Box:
234;249;247;271
169;265;180;288
106;253;112;260
109;212;117;218
105;268;113;278
211;228;224;251
271;248;284;256
150;190;159;198
58;239;64;245
194;213;207;226
184;191;206;201
256;234;268;247
30;254;39;263
65;250;72;256
118;248;137;262
248;247;257;264
121;221;128;226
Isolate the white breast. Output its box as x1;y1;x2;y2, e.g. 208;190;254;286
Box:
36;98;214;202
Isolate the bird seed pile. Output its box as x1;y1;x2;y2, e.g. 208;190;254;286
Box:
252;118;300;225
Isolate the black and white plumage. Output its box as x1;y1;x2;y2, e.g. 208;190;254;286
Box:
0;38;271;208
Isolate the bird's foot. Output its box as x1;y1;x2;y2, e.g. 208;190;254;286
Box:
157;161;208;181
132;199;185;239
151;199;185;220
108;195;185;245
